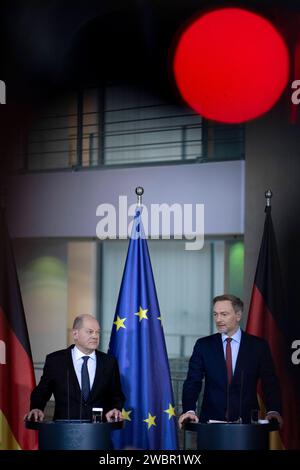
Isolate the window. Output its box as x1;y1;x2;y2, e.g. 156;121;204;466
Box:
100;238;244;358
25;85;244;171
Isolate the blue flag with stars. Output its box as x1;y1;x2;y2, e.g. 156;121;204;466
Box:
108;208;178;450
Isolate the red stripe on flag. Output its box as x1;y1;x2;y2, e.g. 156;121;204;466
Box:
247;285;300;449
0;306;37;450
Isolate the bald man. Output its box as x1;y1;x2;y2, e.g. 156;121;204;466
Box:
26;314;125;423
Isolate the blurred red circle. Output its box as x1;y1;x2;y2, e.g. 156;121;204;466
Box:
173;8;289;123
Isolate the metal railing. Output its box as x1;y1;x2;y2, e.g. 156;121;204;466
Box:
25;99;244;171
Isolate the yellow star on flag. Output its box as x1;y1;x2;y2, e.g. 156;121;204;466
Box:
122;408;132;421
144;413;156;429
164;403;176;419
135;306;148;322
157;315;161;321
114;315;126;331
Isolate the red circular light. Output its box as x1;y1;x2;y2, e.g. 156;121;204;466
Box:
173;8;289;123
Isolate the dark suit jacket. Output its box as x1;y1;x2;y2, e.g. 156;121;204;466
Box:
30;346;125;420
182;331;281;423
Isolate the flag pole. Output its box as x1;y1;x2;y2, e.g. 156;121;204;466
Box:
108;184;178;449
135;186;144;206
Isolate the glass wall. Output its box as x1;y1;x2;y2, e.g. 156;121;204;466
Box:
14;236;244;417
100;238;243;359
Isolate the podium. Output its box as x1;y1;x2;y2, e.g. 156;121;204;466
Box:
25;420;123;450
184;422;278;450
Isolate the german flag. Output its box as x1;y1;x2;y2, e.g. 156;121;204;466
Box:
0;209;37;449
246;203;300;449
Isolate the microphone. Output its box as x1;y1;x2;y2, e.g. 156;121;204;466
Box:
67;369;70;421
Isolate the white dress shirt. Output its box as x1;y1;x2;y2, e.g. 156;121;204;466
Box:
221;327;242;374
71;345;97;390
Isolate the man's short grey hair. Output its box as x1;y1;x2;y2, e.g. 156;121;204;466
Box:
213;294;243;314
72;314;97;330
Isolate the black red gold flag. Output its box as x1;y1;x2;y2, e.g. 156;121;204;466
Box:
247;205;300;449
0;210;37;449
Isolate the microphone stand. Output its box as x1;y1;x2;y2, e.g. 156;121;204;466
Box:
79;386;83;423
67;369;70;421
237;370;244;424
226;378;230;422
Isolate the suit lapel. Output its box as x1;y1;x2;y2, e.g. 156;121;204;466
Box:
67;345;82;396
232;330;247;384
89;350;104;399
214;333;228;384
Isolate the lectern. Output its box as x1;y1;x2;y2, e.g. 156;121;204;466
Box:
184;421;278;450
25;420;123;450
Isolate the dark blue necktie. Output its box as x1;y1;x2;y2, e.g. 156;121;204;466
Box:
81;356;90;402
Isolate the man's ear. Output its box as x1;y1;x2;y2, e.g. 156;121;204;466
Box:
236;311;242;322
72;329;78;340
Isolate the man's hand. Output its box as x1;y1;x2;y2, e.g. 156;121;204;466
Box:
178;411;199;429
105;408;123;422
24;409;44;422
266;411;283;428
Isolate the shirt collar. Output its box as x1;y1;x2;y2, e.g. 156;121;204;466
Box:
73;345;96;361
222;327;242;344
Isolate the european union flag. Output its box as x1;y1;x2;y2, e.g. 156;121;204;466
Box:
108;208;178;450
